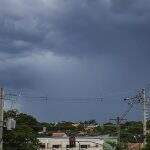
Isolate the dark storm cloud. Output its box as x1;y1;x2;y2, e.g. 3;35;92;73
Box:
0;0;150;121
0;0;150;56
111;0;150;15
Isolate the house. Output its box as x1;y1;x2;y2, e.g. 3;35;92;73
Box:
52;131;67;138
38;136;104;150
128;143;143;150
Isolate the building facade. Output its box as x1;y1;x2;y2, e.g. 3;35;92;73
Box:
38;136;104;150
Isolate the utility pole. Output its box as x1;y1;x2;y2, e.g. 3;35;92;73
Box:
142;89;148;146
0;87;48;150
116;117;121;144
110;117;126;145
0;87;4;150
124;88;149;148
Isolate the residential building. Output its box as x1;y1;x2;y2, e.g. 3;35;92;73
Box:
38;136;104;150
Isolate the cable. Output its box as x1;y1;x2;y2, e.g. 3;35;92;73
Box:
120;104;134;120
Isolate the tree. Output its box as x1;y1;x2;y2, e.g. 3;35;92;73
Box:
103;141;116;150
3;110;40;150
4;126;39;150
142;134;150;150
16;113;41;133
103;141;127;150
96;123;117;136
84;120;97;125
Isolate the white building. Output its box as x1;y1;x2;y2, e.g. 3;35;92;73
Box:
38;136;104;150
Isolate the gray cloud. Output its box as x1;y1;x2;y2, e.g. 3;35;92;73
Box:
0;0;150;121
0;0;150;56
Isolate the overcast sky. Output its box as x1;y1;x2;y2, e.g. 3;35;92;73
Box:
0;0;150;122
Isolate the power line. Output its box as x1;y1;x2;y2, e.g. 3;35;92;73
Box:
109;116;126;145
109;97;135;146
124;88;150;147
120;104;134;120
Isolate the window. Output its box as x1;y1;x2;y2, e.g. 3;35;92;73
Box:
66;145;70;150
80;145;88;149
52;145;61;148
39;143;45;148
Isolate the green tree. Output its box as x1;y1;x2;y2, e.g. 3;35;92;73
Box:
3;110;40;150
142;134;150;150
97;123;117;136
16;113;41;133
4;126;39;150
104;141;127;150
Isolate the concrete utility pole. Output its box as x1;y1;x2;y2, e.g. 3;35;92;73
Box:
0;87;4;150
0;87;47;150
110;117;126;144
124;88;149;148
142;89;148;146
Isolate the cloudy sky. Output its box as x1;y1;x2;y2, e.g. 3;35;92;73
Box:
0;0;150;122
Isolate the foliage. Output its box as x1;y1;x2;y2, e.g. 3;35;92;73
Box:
104;141;127;150
142;134;150;150
3;110;39;150
56;121;77;131
4;126;39;150
103;141;116;150
83;119;97;125
4;110;150;150
96;124;117;136
121;121;143;143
